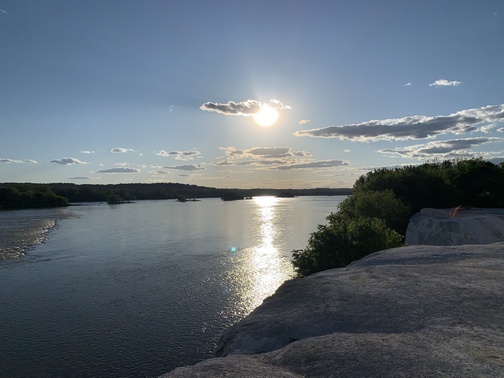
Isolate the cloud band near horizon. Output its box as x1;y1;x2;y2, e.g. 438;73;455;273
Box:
294;104;504;142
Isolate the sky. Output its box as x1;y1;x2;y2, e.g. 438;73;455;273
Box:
1;0;504;189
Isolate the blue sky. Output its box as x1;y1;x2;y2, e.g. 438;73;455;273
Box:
1;0;503;189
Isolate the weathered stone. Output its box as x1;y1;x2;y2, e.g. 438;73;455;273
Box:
405;208;504;245
162;243;504;377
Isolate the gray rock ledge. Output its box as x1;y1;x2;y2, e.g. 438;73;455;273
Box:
162;243;504;377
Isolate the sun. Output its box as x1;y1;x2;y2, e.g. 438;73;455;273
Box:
253;104;279;127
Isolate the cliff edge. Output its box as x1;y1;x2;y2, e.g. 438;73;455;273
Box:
162;210;504;377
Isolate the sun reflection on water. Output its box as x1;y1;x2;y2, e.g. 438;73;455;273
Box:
224;196;295;318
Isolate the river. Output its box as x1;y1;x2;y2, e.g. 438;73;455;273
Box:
0;196;346;377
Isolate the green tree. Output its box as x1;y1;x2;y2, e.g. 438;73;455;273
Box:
292;217;403;277
330;189;411;235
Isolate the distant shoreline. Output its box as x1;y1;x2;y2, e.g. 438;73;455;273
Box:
0;182;352;210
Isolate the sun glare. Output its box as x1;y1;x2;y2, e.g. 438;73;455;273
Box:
253;104;279;127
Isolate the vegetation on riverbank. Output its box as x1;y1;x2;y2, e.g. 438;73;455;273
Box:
0;186;68;209
0;182;351;210
293;158;504;277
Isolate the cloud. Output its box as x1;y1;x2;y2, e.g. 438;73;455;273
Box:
96;168;140;173
200;99;291;117
163;164;205;171
151;170;170;175
489;157;504;165
200;100;261;116
269;99;292;110
294;104;504;141
68;176;92;180
429;79;463;87
404;82;412;87
80;150;94;154
111;147;135;153
379;137;503;160
275;160;349;170
156;149;201;160
50;157;86;165
220;146;311;159
0;158;37;164
299;119;310;125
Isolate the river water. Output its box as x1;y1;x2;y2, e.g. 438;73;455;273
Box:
0;196;345;377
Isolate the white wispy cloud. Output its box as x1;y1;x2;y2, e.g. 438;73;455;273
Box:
379;137;503;160
114;162;130;167
269;99;292;110
163;164;205;171
50;157;86;165
404;82;412;87
294;104;504;141
80;150;94;154
111;147;135;153
96;168;140;173
275;160;349;170
429;79;463;87
155;149;201;160
0;158;37;164
200;99;291;116
299;119;310;125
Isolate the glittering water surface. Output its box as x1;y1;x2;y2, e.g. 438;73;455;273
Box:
0;208;75;261
0;196;345;378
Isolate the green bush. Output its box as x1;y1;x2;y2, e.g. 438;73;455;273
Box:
329;189;411;235
292;217;403;277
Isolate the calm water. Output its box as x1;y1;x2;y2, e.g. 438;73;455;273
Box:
0;196;345;377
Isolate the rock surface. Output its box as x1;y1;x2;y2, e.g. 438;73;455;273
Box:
405;208;504;245
162;243;504;377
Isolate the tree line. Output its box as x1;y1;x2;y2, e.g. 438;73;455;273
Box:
292;158;504;277
0;182;352;210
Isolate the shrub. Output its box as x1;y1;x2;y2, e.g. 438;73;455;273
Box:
329;189;411;235
292;217;403;277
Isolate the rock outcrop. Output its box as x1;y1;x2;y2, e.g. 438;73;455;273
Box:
405;208;504;246
162;242;504;377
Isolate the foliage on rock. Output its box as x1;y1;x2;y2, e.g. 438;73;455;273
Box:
293;158;504;277
292;217;403;277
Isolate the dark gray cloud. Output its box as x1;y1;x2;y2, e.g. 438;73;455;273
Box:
68;176;91;180
379;137;503;159
200;100;261;116
50;157;86;165
111;147;134;153
221;146;311;159
200;99;291;117
163;164;205;171
96;168;140;173
294;104;504;141
489;157;504;165
0;158;37;164
275;160;349;170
